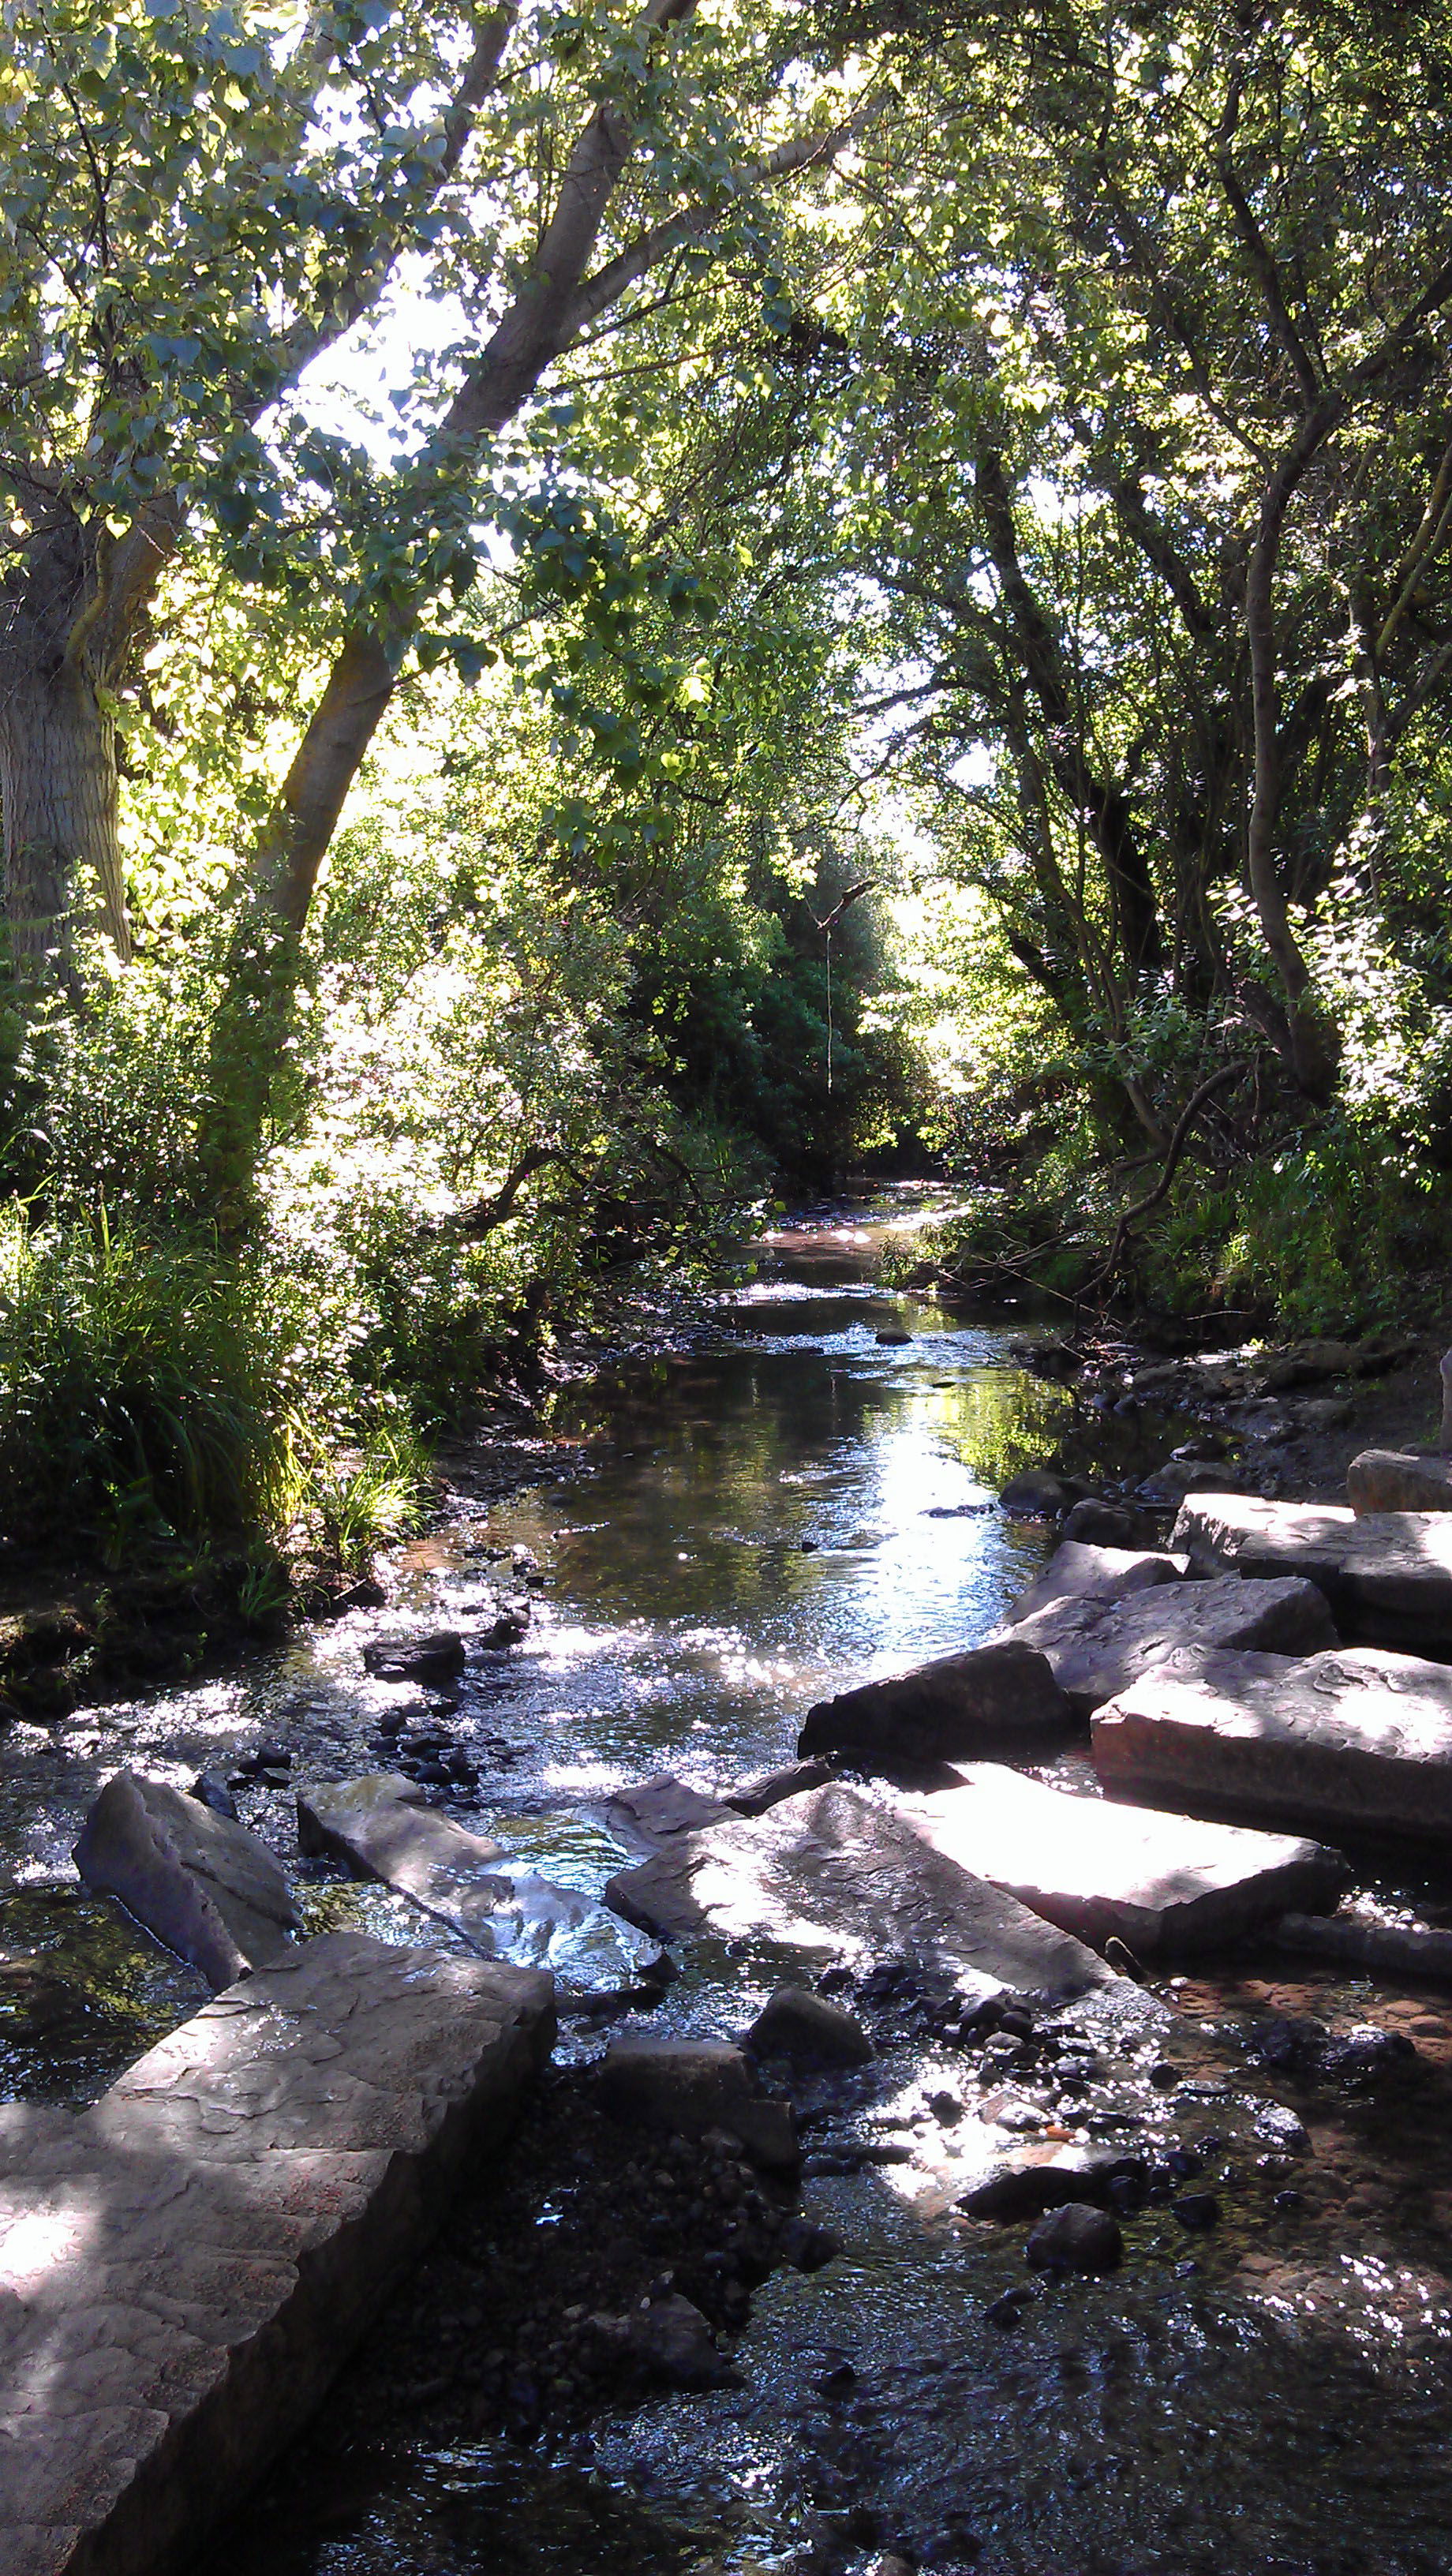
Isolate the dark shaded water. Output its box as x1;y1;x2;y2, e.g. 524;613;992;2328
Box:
6;1197;1452;2575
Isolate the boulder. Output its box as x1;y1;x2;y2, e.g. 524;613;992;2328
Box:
362;1630;466;1683
73;1771;300;1990
1171;1494;1452;1649
0;1932;552;2576
593;2034;799;2173
1346;1450;1452;1515
297;1774;642;1982
1001;1574;1337;1717
605;1773;735;1845
798;1638;1074;1766
998;1540;1187;1629
604;1781;1158;2022
746;1985;873;2066
1091;1645;1452;1846
916;1763;1349;1955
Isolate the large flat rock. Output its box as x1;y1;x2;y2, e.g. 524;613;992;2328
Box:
797;1639;1073;1768
1092;1645;1452;1846
297;1775;645;1985
1001;1574;1336;1717
912;1763;1348;1955
1171;1493;1452;1649
0;1930;552;2576
73;1772;300;1989
603;1780;1154;2018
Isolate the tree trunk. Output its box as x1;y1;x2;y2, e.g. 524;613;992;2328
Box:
0;660;130;975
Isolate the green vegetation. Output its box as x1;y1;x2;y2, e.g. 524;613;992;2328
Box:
2;0;1451;1578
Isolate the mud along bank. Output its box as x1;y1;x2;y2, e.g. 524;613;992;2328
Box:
6;1199;1452;2576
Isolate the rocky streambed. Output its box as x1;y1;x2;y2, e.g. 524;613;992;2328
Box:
7;1198;1452;2576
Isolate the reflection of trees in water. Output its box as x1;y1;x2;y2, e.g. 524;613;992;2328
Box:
0;1885;200;2105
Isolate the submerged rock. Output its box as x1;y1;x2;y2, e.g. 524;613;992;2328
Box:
798;1638;1074;1766
581;2291;741;2391
73;1769;300;1988
298;1773;642;1981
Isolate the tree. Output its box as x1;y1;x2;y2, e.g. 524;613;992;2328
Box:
794;0;1452;1123
0;0;879;987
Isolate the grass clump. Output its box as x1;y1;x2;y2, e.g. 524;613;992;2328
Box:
0;1210;426;1575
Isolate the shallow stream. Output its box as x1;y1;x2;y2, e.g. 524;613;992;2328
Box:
6;1197;1452;2575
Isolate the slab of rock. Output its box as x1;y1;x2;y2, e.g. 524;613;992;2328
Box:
919;1763;1348;1955
1001;1574;1336;1717
362;1630;466;1683
1347;1450;1452;1515
593;2034;799;2172
797;1639;1073;1767
1060;1499;1142;1547
1171;1494;1452;1649
0;1931;552;2576
604;1781;1155;2021
297;1775;641;1982
746;1985;873;2065
998;1540;1187;1628
604;1773;735;1846
73;1772;300;1990
1092;1645;1452;1846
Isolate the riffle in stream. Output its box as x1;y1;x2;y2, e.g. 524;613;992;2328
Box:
5;1198;1452;2575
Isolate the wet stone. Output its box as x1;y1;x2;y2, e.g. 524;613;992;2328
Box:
73;1769;301;1990
1024;2202;1124;2273
604;1782;1156;2020
746;1985;874;2067
361;1630;466;1683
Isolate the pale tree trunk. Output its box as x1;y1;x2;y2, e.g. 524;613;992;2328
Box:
0;654;131;975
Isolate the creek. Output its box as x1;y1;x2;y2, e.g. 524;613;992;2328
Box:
5;1194;1452;2576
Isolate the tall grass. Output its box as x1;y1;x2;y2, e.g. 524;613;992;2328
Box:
0;1211;425;1566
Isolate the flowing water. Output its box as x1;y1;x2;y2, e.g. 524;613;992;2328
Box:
6;1196;1452;2575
